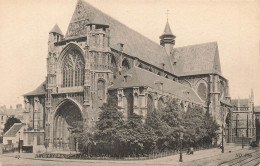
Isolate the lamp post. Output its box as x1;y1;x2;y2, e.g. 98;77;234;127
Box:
242;134;244;148
222;124;224;153
18;131;21;153
179;131;183;162
236;114;238;137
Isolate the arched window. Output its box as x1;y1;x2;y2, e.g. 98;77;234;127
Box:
158;97;164;111
62;49;85;87
220;81;225;99
197;83;207;101
147;94;154;116
134;93;138;107
111;55;117;79
97;80;105;100
122;59;130;73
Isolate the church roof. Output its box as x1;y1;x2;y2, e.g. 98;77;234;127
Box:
65;0;174;74
109;67;204;104
231;99;249;107
255;106;260;113
23;80;46;96
4;123;24;137
50;24;64;36
172;42;222;76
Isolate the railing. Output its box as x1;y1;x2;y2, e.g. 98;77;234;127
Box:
2;144;18;154
35;145;216;160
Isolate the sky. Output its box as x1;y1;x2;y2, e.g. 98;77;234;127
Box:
0;0;259;108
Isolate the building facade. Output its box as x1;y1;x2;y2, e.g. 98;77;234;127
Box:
23;0;232;151
231;90;256;142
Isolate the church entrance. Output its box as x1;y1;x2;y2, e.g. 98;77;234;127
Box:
53;100;83;151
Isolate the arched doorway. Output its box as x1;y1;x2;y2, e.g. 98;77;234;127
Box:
53;100;83;151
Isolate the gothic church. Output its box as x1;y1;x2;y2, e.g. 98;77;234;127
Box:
23;0;232;151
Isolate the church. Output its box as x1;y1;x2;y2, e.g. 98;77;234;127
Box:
22;0;233;152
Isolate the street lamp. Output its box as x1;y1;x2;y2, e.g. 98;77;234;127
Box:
221;124;224;153
179;131;183;162
18;131;21;153
242;134;244;148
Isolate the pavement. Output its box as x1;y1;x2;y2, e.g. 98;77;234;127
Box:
0;144;259;166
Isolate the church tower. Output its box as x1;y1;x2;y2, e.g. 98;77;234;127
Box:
160;21;176;56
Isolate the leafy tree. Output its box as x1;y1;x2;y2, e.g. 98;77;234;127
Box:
3;117;21;133
146;110;170;151
159;98;184;149
182;105;219;147
116;113;157;156
161;98;182;128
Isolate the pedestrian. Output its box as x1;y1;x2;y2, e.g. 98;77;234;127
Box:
190;147;194;155
187;148;190;155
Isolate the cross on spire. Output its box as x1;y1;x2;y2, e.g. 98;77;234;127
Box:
166;9;170;22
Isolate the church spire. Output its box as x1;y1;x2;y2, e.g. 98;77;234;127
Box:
160;20;176;56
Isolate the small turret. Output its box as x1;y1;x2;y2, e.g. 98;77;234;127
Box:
160;21;176;56
86;16;110;51
251;89;254;103
49;24;64;42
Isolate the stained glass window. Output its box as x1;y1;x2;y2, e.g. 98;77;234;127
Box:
197;83;207;101
97;80;105;99
62;49;85;87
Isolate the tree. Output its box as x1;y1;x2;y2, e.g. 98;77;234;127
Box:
3;117;21;133
160;98;183;149
146;110;171;151
182;105;219;147
116;113;157;156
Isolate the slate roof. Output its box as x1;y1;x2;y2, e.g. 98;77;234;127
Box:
231;99;249;107
109;67;204;104
50;24;64;36
255;106;260;113
65;0;174;73
23;80;46;96
4;123;24;137
172;42;222;76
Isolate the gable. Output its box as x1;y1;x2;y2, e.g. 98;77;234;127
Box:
65;0;173;74
172;42;222;76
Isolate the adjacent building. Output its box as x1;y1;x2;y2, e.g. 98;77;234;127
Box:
3;123;25;149
0;109;8;137
231;90;256;142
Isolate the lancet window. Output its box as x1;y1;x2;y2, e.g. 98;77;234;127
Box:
62;49;85;87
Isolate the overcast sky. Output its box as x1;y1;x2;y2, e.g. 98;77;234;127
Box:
0;0;259;107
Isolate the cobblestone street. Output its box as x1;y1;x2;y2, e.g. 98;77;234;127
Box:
1;144;259;166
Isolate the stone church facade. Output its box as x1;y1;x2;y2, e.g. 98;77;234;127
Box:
22;0;232;152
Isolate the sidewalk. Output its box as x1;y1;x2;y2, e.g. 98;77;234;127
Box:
0;144;248;166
